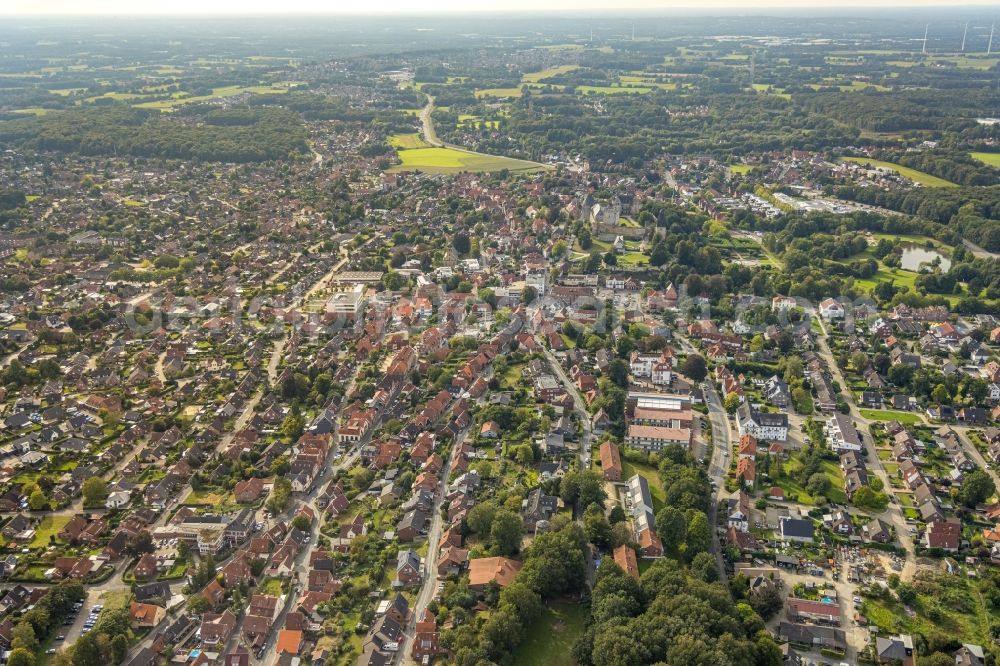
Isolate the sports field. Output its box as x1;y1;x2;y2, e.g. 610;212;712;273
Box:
840;157;957;188
389;147;546;174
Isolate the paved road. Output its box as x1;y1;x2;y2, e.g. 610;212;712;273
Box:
952;425;1000;490
814;318;917;581
398;428;466;665
702;379;732;582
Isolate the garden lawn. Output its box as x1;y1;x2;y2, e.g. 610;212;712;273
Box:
511;600;586;666
29;515;72;548
839;157;957;187
777;457;846;505
860;409;923;425
389;147;546;174
258;577;284;596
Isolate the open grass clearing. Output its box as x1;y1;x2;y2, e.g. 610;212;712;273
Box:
577;84;652;95
475;87;523;99
133;83;291;111
389;147;546;174
859;409;923;425
388;133;430;149
511;600;585;666
29;515;71;548
522;64;579;83
840;157;957;188
971;152;1000;167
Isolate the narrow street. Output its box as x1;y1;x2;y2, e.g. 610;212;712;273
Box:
702;380;733;582
814;318;917;580
398;429;466;665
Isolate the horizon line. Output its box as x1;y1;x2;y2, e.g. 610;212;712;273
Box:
3;3;1000;16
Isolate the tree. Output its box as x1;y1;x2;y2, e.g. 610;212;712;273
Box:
931;383;950;404
81;477;108;506
681;354;708;382
684;511;712;561
291;515;311;532
749;584;783;620
267;477;292;513
655;506;687;556
452;233;471;255
723;393;740;414
852;486;889;512
690;551;718;582
958;469;996;507
603;251;617;266
10;621;38;652
466;502;496;536
28;489;47;511
125;531;155;557
607;359;629;389
6;648;35;666
806;473;831;500
584;505;612;549
490;509;524;556
918;653;959;666
186;594;211;614
559;469;607;511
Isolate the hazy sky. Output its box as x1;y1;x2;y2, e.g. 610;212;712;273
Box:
6;0;1000;14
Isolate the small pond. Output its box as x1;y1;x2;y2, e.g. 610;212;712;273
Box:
900;245;951;272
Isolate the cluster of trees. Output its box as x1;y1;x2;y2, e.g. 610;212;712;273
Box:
5;581;89;666
884;148;1000;187
465;502;525;557
799;89;1000;133
0;107;309;162
573;559;782;666
442;521;589;665
834;186;1000;252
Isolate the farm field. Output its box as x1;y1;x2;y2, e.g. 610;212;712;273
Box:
133;83;293;110
840;157;957;187
510;601;586;666
389;147;546;174
971;152;1000;167
751;84;792;99
577;84;652;94
474;87;523;98
522;64;579;82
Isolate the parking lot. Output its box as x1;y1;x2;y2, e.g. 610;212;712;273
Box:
60;592;105;648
